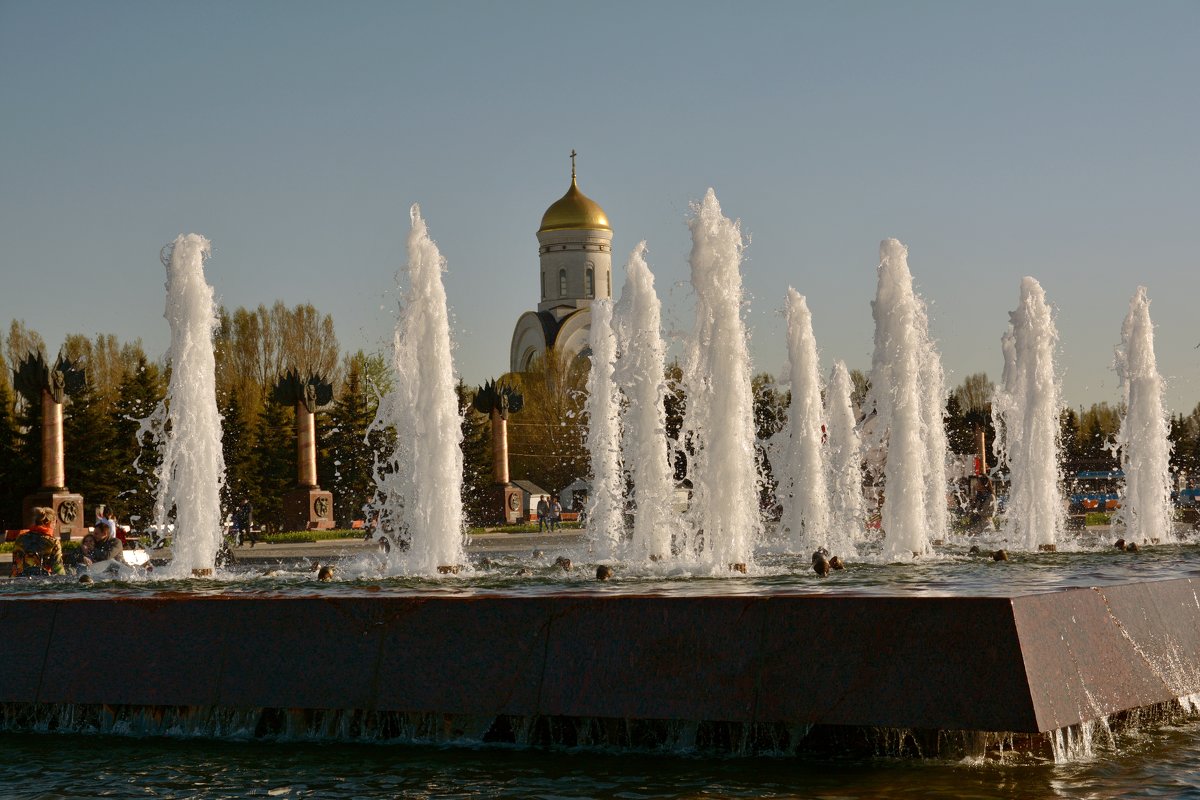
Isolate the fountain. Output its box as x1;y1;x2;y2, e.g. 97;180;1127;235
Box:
154;234;226;576
613;242;676;562
1114;286;1174;543
679;189;760;570
371;204;466;574
778;288;831;554
1;194;1198;768
825;360;865;551
992;276;1065;551
865;239;946;560
583;298;623;561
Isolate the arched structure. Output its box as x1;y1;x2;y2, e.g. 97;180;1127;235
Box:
510;153;612;373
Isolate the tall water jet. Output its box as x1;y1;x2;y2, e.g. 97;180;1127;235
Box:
584;299;624;560
680;189;759;570
374;205;466;574
613;242;676;562
155;234;225;575
917;301;950;544
779;289;830;553
1114;286;1173;543
826;360;865;552
866;239;934;560
992;277;1064;551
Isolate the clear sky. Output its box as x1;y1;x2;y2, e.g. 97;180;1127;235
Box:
2;1;1197;413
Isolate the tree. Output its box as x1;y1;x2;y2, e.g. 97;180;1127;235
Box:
63;369;119;509
457;380;493;527
326;351;386;527
506;347;589;495
752;372;788;514
0;357;20;530
220;386;257;514
110;354;165;530
251;399;295;531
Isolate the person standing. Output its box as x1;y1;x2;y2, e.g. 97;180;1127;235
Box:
11;507;66;577
550;496;563;532
536;496;550;532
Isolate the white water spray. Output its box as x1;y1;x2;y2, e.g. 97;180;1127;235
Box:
992;277;1064;550
613;242;676;561
584;299;624;560
681;189;759;569
1114;286;1174;543
867;239;938;560
826;360;865;552
374;205;466;574
779;289;830;553
155;234;225;575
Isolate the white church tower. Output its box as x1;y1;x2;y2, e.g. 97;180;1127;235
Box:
510;151;613;373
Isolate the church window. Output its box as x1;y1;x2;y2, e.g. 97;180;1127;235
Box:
541;272;545;300
559;269;567;297
607;270;611;296
585;265;594;297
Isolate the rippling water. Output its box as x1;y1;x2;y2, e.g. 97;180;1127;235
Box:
4;538;1199;797
2;721;1200;799
3;535;1198;599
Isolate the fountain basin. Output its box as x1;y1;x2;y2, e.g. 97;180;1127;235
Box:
2;576;1198;755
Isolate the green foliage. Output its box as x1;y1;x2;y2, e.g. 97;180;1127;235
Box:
458;380;494;527
325;351;385;527
1085;512;1112;526
752;372;787;513
110;354;165;528
506;347;589;496
250;396;295;531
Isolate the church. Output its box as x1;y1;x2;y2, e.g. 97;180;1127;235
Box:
509;154;613;373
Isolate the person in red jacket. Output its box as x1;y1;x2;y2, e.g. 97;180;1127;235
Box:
11;506;65;577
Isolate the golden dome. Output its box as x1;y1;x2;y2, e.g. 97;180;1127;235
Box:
538;175;610;233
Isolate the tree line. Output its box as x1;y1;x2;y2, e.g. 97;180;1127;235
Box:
2;310;1198;534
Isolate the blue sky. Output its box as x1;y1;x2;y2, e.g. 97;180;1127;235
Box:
2;1;1197;412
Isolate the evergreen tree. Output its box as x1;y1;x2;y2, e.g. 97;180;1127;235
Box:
110;355;165;530
326;353;380;527
457;380;492;527
251;396;294;532
64;370;119;510
0;365;20;530
220;387;257;515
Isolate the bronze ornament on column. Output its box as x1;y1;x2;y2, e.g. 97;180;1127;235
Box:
472;379;524;524
273;370;336;531
14;353;87;539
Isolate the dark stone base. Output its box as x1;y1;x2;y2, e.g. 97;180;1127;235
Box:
21;490;85;541
282;487;334;532
1;579;1197;756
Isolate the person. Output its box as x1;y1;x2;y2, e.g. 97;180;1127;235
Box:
549;496;563;532
102;507;128;546
11;506;66;577
232;500;255;547
536;496;550;532
88;518;124;565
75;532;97;570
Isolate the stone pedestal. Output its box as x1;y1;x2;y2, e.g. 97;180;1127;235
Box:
500;483;523;525
22;490;86;541
283;487;335;532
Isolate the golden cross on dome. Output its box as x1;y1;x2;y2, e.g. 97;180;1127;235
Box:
570;149;577;179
